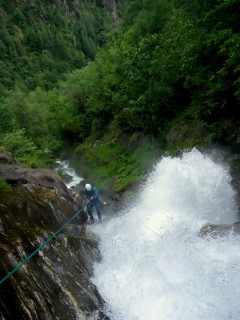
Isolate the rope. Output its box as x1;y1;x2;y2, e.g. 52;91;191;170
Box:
0;203;87;285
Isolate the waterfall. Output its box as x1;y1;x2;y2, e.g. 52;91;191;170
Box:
92;149;240;320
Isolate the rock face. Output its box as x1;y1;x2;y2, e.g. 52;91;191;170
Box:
0;163;73;200
0;155;107;319
230;171;240;212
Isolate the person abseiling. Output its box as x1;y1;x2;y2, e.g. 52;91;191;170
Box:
85;183;102;222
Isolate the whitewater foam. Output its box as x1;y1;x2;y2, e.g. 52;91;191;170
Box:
92;149;240;320
55;160;83;189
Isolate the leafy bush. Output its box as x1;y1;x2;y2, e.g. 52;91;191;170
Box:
1;129;48;168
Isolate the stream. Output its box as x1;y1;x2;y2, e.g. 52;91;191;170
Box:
55;159;84;191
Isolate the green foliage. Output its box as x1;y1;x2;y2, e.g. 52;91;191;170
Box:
1;0;240;192
0;179;12;191
0;128;46;167
122;0;173;41
177;0;240;127
0;87;63;151
43;0;239;193
75;134;143;193
0;0;122;94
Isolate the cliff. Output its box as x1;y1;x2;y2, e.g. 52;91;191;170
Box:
0;155;108;319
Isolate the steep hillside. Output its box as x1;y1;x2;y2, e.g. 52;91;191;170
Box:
0;0;126;92
58;0;240;193
1;0;240;195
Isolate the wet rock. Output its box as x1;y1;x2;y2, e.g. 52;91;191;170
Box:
0;222;104;319
0;164;72;200
200;222;240;237
230;171;240;214
0;161;107;319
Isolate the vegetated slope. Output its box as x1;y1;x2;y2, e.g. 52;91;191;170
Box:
1;0;240;194
58;0;240;193
0;0;126;93
0;0;128;168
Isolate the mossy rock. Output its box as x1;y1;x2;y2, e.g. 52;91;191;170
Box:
165;119;209;155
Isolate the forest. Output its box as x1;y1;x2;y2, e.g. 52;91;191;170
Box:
0;0;240;193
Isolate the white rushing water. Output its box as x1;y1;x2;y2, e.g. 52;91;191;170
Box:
55;160;83;189
92;149;240;320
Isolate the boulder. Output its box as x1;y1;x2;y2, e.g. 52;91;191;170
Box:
0;164;72;200
0;152;20;165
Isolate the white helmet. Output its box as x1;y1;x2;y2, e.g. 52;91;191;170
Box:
85;183;92;191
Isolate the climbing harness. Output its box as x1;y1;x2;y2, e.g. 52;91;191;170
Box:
0;203;88;285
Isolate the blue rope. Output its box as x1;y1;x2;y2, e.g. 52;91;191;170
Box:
0;204;87;285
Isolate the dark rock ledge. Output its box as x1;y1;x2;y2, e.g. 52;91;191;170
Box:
0;153;108;320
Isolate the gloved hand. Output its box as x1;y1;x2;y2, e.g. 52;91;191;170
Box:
90;196;94;201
